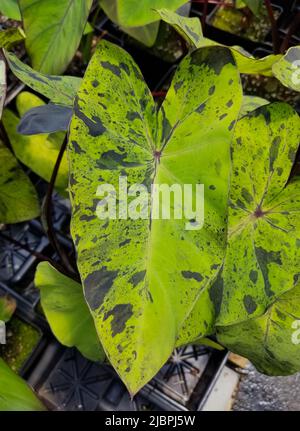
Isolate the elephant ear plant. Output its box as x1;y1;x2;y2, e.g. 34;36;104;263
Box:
67;40;242;395
1;6;300;403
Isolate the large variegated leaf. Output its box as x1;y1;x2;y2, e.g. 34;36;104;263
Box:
272;47;300;93
157;8;281;77
2;92;68;190
0;359;45;411
216;103;300;326
217;277;300;375
68;40;242;393
35;262;105;362
5;51;81;106
0;140;40;223
19;0;93;74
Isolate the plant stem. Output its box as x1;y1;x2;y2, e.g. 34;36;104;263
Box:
201;0;209;32
0;231;79;281
280;11;300;53
264;0;280;54
43;135;77;277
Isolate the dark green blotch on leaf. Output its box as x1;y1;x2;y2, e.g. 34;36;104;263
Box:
84;267;119;310
103;304;133;337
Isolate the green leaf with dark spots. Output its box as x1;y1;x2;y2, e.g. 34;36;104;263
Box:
0;295;16;322
272;46;300;93
5;51;81;106
157;9;281;77
217;279;300;375
0;28;25;49
35;262;105;362
2;92;68;190
155;8;202;48
19;0;93;74
217;103;300;326
0;140;40;224
68;40;242;394
0;358;45;411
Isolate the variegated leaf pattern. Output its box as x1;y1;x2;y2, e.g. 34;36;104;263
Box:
217;277;300;375
216;103;300;326
68;40;242;394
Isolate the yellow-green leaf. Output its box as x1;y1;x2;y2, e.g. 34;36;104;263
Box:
19;0;93;74
35;262;105;362
217;279;300;375
216;103;300;326
68;40;242;394
0;358;45;411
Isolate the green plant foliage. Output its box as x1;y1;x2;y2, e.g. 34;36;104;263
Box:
0;358;45;411
0;27;25;49
100;0;160;47
2;92;68;190
5;51;81;106
35;262;105;362
216;103;300;327
240;95;269;117
272;46;300;93
0;295;16;322
0;140;40;223
217;279;300;375
157;8;281;76
68;40;242;394
236;0;263;16
100;0;187;27
156;8;202;48
0;0;21;20
19;0;93;74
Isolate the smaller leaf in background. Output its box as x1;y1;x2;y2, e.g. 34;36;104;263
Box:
156;8;202;48
216;103;300;327
217;278;300;375
100;0;160;47
239;95;269;117
19;0;93;74
0;0;21;20
0;140;40;224
157;9;281;76
4;51;81;106
18;104;73;135
35;262;105;362
236;0;263;16
0;295;16;322
0;358;45;411
102;0;187;27
272;46;300;93
0;27;25;49
2;92;68;190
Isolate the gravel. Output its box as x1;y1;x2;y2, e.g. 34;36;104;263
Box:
233;365;300;411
